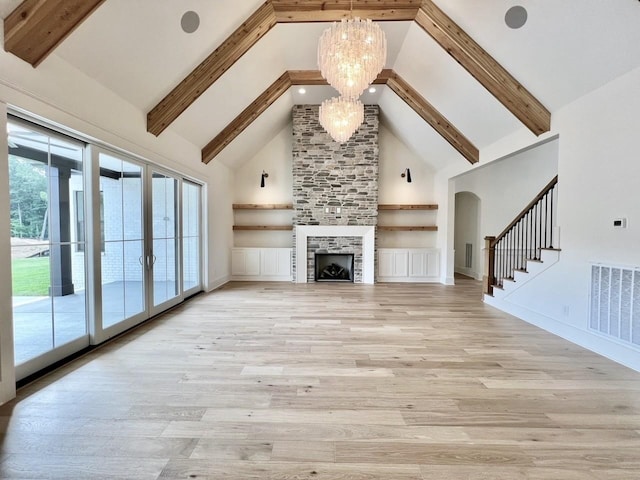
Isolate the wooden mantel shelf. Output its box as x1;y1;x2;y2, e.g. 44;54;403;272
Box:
378;204;438;210
378;225;438;231
233;225;293;231
233;204;293;210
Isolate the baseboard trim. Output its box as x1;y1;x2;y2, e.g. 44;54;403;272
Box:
206;275;230;292
231;275;293;282
484;296;640;372
377;276;440;283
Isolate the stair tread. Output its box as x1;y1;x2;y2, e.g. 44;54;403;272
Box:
515;268;528;273
541;247;562;251
527;259;543;263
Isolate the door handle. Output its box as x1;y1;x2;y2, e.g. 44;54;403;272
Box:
146;254;157;270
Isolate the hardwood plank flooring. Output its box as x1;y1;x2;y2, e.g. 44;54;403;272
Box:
2;278;640;479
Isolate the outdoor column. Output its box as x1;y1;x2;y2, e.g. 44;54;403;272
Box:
49;166;74;296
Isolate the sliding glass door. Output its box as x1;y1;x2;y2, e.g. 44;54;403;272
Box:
7;119;89;376
97;151;146;335
182;181;202;296
149;169;181;315
7;117;203;378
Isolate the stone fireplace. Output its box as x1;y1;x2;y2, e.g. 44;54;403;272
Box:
292;105;379;283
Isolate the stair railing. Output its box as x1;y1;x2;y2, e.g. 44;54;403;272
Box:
484;175;558;295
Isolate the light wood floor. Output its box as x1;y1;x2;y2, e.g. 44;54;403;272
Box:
2;278;640;479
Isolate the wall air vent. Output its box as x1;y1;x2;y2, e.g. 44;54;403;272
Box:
590;264;640;348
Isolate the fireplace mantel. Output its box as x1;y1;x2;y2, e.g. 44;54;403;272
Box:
295;225;375;284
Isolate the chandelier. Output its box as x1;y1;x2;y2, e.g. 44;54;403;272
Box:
319;96;364;143
318;16;387;99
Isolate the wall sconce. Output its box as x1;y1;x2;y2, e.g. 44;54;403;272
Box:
401;168;412;183
260;170;269;188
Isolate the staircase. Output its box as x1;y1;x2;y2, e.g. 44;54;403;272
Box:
484;175;559;297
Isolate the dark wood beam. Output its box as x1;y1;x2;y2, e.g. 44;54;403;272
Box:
147;1;278;136
202;69;478;165
201;73;292;165
386;72;478;164
416;0;550;136
3;0;105;67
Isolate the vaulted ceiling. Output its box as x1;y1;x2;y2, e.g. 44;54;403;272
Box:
3;0;640;172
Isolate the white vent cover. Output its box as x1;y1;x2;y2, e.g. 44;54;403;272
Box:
590;264;640;347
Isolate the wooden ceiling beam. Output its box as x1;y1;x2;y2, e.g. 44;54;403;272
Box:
3;0;105;67
202;69;478;165
272;0;420;22
202;72;292;165
147;1;278;137
387;72;478;164
151;0;549;142
287;69;392;85
416;0;550;136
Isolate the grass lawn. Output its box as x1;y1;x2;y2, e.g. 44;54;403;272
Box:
11;257;50;296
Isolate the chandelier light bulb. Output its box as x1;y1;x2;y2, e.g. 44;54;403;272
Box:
318;17;387;99
319;97;364;143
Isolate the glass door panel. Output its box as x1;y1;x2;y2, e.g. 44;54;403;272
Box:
150;172;179;310
99;153;145;329
182;181;201;293
8;119;88;368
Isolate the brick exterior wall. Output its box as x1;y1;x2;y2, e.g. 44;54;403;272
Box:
292;105;379;282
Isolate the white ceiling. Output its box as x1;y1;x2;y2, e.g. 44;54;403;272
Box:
3;0;640;171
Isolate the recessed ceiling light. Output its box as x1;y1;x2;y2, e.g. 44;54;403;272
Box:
181;11;200;34
368;87;376;93
505;6;527;29
298;88;306;94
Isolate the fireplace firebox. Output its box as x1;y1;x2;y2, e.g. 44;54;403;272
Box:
314;253;355;282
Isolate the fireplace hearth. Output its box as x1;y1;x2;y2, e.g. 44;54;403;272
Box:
315;253;354;282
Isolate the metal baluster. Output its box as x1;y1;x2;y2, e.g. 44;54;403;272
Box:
544;191;549;248
533;203;537;260
529;208;533;260
537;201;542;258
549;185;556;248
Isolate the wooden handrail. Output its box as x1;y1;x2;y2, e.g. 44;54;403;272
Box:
490;175;558;248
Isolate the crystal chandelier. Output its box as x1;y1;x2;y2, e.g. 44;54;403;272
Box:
317;17;387;99
319;96;364;143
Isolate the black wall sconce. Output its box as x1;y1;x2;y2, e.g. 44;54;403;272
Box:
260;170;269;188
401;168;412;183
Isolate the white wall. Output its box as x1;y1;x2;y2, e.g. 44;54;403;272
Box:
495;66;640;371
378;124;438;248
454;192;481;279
453;138;559;238
232;124;293;248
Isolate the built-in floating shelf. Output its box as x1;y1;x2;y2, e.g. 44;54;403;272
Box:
233;204;293;210
233;225;293;231
378;204;438;210
377;226;438;231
